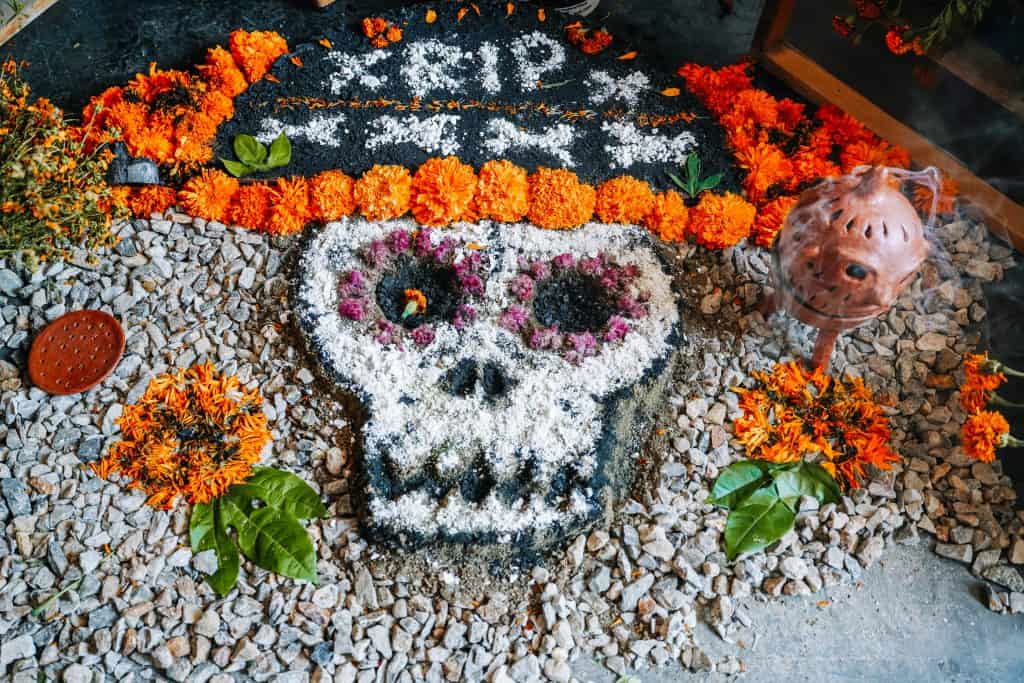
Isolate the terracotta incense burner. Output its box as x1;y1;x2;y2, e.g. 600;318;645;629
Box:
762;166;931;368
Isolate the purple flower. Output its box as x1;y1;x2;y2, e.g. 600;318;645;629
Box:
414;228;434;257
552;253;575;270
509;274;535;302
529;260;551;280
454;252;483;276
387;229;411;253
617;295;647;319
459;273;485;297
568;332;597;356
579;256;605;277
499;306;529;332
411;325;435;347
453;304;477;330
339;298;366;321
622;264;640;279
375;319;396;345
433;237;457;263
529;325;563;351
604;315;630;342
339;270;365;296
362;240;389;267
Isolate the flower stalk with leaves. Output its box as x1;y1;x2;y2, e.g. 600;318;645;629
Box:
666;153;723;200
958;352;1024;463
221;132;292;178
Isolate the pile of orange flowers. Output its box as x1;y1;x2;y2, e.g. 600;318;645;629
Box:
80;30;287;176
678;62;922;247
565;22;613;55
362;17;403;48
958;353;1024;462
91;363;271;509
121;157;753;242
732;361;899;490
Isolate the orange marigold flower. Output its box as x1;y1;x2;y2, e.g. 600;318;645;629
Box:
355;164;413;221
310;170;357;222
178;168;239;223
913;176;959;216
752;195;797;247
385;25;403;44
475;160;529;222
198;46;249;98
527;167;596;230
960;410;1010;463
229;29;289;83
643;190;689;243
595;176;654;224
688;192;756;250
128;64;190;104
128;185;177;218
411;157;478;226
839;139;910;173
885;26;913;55
267;176;312;235
230;183;274;230
677;62;753;117
736;142;793;203
90;363;270;509
960;353;1007;412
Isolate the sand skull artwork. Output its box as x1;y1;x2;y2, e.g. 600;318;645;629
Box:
294;219;682;558
764;166;934;367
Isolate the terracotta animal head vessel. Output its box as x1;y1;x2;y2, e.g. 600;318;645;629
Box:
762;165;934;368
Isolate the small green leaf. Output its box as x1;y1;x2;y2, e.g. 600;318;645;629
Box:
699;172;724;193
266;133;292;168
191;501;240;597
234;134;267;166
190;501;215;552
233;467;328;520
724;485;795;560
237;506;317;583
773;462;841;509
709;460;774;509
686;152;700;181
221;158;253;178
666;171;686;191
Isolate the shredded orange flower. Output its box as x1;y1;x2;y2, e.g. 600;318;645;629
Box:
960;410;1010;463
267;176;312;235
426;8;437;23
355;164;413;221
688;192;756;249
618;51;638;60
362;17;388;38
90;363;271;509
404;288;428;315
411;157;478;226
751;195;797;247
643;190;690;243
913;175;959;215
386;25;403;43
960;353;1007;413
178;169;239;223
475;160;529;223
128;185;178;218
527;168;596;230
230;183;274;231
229;29;289;83
595;176;654;224
309;169;357;222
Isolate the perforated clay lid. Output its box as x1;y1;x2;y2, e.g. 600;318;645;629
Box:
28;310;125;395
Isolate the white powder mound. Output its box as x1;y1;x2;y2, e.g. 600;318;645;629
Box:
509;31;567;92
257;112;347;148
586;70;652;107
365;114;462;156
401;40;473;97
297;219;680;538
325;49;391;93
479;41;502;95
481;119;576;166
602;120;698;169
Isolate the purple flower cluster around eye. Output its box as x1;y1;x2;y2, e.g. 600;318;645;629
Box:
339;228;487;349
500;251;648;364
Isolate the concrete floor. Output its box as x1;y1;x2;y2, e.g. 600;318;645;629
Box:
576;541;1024;682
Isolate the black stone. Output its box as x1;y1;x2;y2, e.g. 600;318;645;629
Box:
106;143;161;186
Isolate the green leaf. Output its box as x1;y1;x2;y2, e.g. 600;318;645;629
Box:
221;158;253;178
724;486;795;560
699;172;724;193
266;132;292;168
686;153;700;182
232;467;328;520
237;506;317;582
709;460;774;509
666;171;686;192
773;462;841;509
234;134;267;166
190;501;215;552
191;501;241;597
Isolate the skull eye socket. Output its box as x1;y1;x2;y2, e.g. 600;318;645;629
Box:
845;263;869;280
532;272;616;334
376;256;462;328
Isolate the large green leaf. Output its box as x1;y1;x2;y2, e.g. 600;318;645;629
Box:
190;501;215;552
709;461;773;509
773;462;841;509
724;486;795;560
232;467;328;520
234;134;267;166
266;133;292;168
236;506;317;582
221;158;253;178
191;501;240;597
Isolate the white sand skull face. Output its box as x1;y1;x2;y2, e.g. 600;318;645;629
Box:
295;218;680;548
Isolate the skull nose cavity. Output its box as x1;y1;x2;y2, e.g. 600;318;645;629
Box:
443;359;512;400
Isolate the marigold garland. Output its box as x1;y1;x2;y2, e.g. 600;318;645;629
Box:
595;176;655;224
355;164;413;221
268;176;312;235
178;169;239;224
527;168;596;230
309;169;357;222
91;363;271;509
643;190;690;243
751;195;797;248
126;185;178;217
475;160;529;222
688;192;756;250
410;157;478;226
230;183;274;231
960;410;1010;463
733;361;899;490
